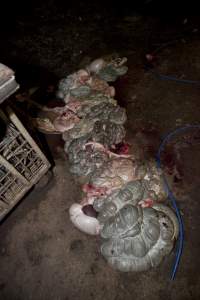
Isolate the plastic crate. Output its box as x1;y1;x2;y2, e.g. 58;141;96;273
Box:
0;107;50;220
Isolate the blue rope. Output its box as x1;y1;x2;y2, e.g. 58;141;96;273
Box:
144;64;200;86
145;66;200;86
156;125;200;280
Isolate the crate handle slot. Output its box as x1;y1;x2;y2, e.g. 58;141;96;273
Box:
0;154;30;185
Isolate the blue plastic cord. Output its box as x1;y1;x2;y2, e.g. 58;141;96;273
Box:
156;125;200;280
145;67;200;86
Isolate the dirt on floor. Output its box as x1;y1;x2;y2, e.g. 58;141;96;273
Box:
0;7;200;300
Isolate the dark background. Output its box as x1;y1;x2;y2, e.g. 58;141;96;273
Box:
0;2;200;300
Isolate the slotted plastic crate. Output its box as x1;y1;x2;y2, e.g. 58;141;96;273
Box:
0;107;50;220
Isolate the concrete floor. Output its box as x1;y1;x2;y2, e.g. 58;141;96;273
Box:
0;10;200;300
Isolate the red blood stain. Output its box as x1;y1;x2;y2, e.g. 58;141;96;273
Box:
113;142;130;155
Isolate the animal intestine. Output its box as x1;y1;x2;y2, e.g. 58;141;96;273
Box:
54;56;179;272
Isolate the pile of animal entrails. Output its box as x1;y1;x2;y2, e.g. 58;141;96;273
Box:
47;56;179;272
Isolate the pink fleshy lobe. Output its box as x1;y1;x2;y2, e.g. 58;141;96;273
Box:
139;198;154;208
82;184;108;197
